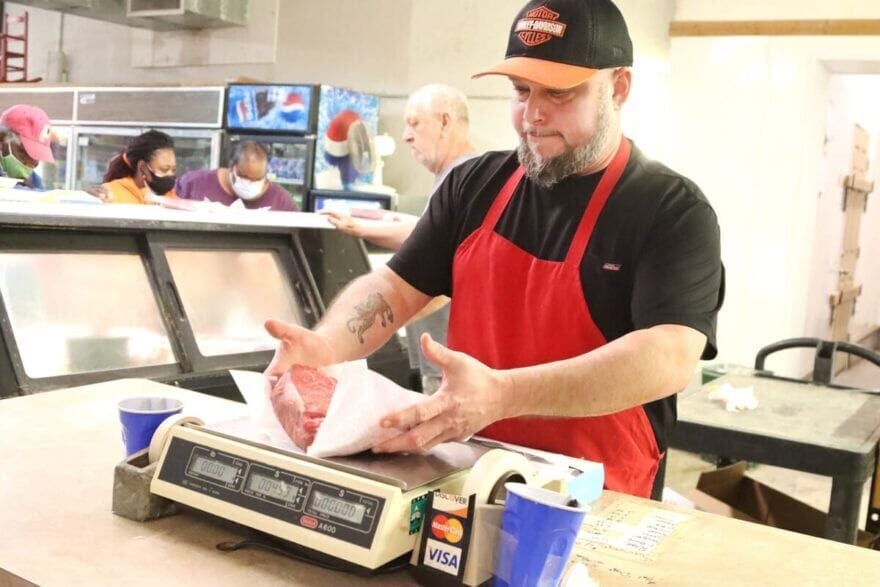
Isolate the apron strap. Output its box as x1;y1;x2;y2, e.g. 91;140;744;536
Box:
482;165;525;229
565;138;632;265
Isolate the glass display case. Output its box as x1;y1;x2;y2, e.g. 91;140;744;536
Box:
164;127;222;179
164;249;307;357
74;127;137;189
0;251;176;378
74;127;219;190
36;126;71;191
0;86;227;192
0;210;410;398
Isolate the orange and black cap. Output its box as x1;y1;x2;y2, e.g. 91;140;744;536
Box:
473;0;633;90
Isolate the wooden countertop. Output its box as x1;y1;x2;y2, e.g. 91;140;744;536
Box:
1;379;878;586
0;380;412;587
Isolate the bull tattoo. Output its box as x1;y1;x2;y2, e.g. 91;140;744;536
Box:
346;292;394;343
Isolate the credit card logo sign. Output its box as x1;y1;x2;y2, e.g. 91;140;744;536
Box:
424;538;462;575
430;514;464;543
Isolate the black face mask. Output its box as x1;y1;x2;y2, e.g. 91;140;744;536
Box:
146;168;176;195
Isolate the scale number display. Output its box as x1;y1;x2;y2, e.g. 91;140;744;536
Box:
242;463;308;510
191;455;237;483
249;472;299;502
304;481;378;534
309;489;366;524
185;446;244;490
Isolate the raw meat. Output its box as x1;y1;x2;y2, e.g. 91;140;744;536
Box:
270;365;337;450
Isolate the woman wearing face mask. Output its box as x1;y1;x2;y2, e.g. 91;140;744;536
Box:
175;140;298;211
98;130;178;204
0;105;56;190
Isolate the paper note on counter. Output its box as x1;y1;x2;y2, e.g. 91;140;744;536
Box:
574;495;692;559
568;496;692;585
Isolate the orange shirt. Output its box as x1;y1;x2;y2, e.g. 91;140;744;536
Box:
103;176;178;204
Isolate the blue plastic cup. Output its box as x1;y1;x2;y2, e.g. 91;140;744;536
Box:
493;483;589;587
118;397;183;457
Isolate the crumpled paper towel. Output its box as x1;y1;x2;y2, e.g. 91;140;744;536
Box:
707;382;758;411
561;561;599;586
230;361;429;458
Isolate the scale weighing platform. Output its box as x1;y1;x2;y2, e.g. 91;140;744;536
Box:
149;416;493;570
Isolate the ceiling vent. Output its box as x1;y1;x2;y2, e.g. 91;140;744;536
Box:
11;0;248;30
126;0;248;30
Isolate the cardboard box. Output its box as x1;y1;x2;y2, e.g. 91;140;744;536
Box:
691;462;879;549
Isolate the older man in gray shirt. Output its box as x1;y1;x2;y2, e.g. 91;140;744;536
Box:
325;84;477;394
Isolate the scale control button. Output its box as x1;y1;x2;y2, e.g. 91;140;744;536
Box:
300;515;318;529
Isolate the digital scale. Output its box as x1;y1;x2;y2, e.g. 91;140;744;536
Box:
149;416;498;570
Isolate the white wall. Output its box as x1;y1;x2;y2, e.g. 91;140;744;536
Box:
668;30;880;375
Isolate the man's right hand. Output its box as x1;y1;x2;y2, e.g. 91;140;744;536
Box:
264;319;338;379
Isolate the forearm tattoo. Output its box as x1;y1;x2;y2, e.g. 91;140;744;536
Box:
346;292;394;344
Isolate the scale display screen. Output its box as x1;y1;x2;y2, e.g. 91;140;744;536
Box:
189;455;237;483
158;437;384;549
309;489;366;525
248;472;299;503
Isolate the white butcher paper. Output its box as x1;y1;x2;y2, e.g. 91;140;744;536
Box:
229;368;293;447
230;360;429;458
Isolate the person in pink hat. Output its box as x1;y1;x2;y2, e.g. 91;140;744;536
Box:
0;104;55;190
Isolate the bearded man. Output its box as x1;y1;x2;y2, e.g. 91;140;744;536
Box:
264;0;724;500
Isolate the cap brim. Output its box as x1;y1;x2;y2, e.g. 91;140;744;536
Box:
472;57;599;90
20;135;54;164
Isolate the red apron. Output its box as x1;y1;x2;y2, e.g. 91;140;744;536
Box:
447;138;659;497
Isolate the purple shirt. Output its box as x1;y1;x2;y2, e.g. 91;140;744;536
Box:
175;169;299;211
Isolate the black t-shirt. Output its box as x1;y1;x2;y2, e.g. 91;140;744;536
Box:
388;143;724;451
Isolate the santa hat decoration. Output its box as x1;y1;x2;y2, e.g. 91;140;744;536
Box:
324;110;360;158
280;92;307;124
324;109;363;185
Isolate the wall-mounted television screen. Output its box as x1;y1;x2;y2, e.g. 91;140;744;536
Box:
225;84;318;133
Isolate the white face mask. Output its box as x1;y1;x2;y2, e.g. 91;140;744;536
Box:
231;169;266;201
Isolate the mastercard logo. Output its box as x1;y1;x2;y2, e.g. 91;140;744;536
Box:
430;514;464;544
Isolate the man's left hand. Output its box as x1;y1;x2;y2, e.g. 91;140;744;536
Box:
372;334;512;453
323;210;364;237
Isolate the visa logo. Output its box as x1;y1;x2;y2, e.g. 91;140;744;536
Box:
429;548;457;566
423;538;462;575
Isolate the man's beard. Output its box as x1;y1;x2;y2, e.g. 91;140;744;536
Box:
517;89;615;188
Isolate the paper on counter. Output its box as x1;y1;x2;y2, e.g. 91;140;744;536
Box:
707;382;758;411
230;361;429;458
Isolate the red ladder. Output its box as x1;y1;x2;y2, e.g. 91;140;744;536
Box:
0;12;41;83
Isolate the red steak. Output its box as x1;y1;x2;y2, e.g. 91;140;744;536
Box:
270;365;338;450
